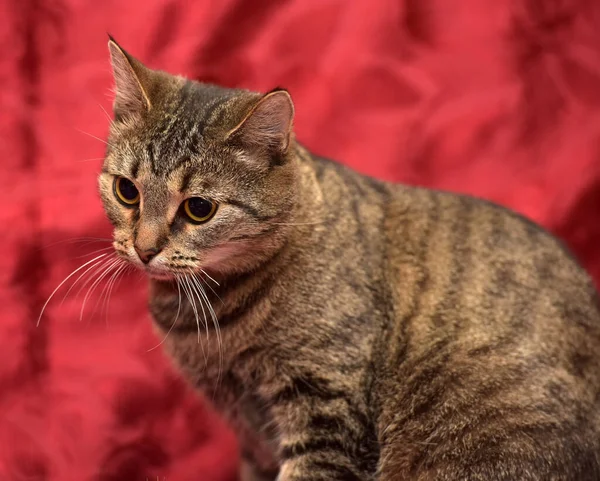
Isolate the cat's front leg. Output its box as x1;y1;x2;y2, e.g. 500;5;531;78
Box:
269;397;372;481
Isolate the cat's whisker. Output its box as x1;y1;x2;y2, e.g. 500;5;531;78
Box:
192;273;220;337
37;253;108;327
75;246;115;259
94;259;127;326
147;277;182;352
191;274;217;339
77;157;106;163
179;277;196;338
185;274;206;328
189;281;210;369
80;256;121;320
102;262;128;323
199;269;224;305
72;255;116;302
40;237;113;251
59;254;112;307
75;128;111;146
199;268;219;287
79;257;122;321
181;276;208;364
97;260;127;324
193;272;223;394
187;274;211;347
94;261;119;321
97;101;113;123
270;220;326;226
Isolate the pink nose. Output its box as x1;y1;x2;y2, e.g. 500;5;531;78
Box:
134;246;160;264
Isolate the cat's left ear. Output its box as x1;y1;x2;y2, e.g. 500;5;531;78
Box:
227;89;295;156
107;35;153;120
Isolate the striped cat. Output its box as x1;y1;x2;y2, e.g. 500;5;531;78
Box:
98;38;600;480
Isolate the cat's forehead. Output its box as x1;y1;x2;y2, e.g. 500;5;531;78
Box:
107;81;254;177
141;82;246;170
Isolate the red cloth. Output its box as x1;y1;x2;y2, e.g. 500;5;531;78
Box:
2;0;600;479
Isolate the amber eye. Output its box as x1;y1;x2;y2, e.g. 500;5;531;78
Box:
183;197;217;224
114;177;140;206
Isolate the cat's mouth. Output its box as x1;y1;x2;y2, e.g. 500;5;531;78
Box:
144;265;176;281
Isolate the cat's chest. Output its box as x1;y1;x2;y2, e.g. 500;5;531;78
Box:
167;345;279;469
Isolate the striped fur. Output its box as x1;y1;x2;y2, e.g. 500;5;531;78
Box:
99;40;600;480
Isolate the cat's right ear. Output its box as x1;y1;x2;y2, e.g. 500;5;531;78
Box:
226;89;295;155
107;36;152;120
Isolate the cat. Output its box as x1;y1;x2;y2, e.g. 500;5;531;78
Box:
98;37;600;480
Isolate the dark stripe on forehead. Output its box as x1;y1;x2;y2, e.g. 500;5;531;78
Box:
198;102;234;142
149;82;247;174
189;83;245;138
162;82;193;146
181;84;210;130
149;82;194;173
168;93;231;172
197;96;227;134
179;169;194;192
130;156;140;179
146;143;155;166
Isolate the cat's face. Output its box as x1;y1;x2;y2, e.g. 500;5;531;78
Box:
99;39;296;279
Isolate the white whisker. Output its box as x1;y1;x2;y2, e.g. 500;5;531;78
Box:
270;221;325;226
97;260;127;324
76;246;115;259
198;270;224;305
193;273;219;333
193;272;223;394
180;275;207;364
59;255;111;307
180;276;198;340
199;268;219;286
98;102;113;123
79;257;122;321
75;128;110;146
187;274;210;346
147;279;182;352
72;255;115;301
41;237;113;250
77;157;106;163
81;257;121;319
37;253;108;327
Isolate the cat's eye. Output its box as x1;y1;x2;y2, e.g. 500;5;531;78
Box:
114;177;140;206
183;197;217;224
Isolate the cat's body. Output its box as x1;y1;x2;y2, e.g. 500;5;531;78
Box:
100;39;600;480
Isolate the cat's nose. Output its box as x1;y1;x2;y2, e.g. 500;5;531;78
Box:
134;246;161;264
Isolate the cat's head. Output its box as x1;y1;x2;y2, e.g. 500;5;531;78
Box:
99;38;298;280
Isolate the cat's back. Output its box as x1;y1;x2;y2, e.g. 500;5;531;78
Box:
311;154;600;338
382;184;600;340
373;183;600;478
309;153;600;368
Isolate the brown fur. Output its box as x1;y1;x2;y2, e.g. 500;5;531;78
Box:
99;39;600;481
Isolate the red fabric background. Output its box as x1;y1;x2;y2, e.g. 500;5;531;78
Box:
1;0;600;479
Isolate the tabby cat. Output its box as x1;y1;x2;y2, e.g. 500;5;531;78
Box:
98;38;600;480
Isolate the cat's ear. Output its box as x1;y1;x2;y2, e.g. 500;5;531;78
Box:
107;36;152;119
227;89;295;156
